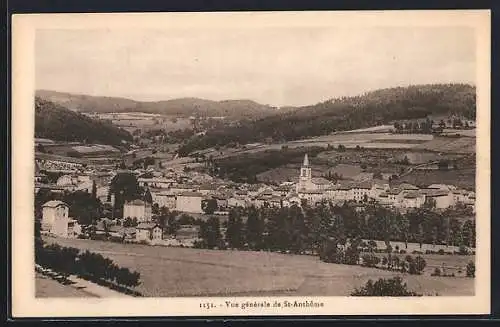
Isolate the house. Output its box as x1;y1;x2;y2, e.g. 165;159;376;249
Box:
135;222;163;242
41;200;80;238
34;162;47;183
56;174;93;192
370;181;390;199
350;181;372;202
41;200;69;231
123;199;152;222
212;194;229;210
422;189;455;209
35;183;65;194
152;191;177;210
297;190;325;205
175;192;204;214
137;177;174;189
198;184;218;196
401;191;426;209
51;217;80;238
228;195;248;208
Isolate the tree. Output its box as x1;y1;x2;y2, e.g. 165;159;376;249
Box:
62;190;102;226
201;198;218;215
91;180;97;199
36;143;46;153
109;172;142;218
466;261;475;277
461;220;476;248
351;277;421;296
199;216;222;249
226;208;244;249
144;189;153;204
245;206;264;250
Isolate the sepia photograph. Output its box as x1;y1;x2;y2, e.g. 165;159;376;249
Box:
11;10;490;317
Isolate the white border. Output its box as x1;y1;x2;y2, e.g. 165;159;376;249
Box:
11;10;491;317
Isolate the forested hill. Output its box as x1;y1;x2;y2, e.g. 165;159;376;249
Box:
35;97;133;146
178;83;476;156
35;90;280;119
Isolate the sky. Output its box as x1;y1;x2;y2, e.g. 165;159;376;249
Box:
36;26;476;107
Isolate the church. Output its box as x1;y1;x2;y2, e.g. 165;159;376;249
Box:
295;154;332;193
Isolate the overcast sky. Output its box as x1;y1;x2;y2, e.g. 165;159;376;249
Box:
36;26;476;107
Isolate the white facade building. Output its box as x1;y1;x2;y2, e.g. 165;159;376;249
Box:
123;199;152;222
175;192;204;214
41;200;69;231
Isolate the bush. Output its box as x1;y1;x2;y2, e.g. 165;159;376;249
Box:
361;254;380;268
466;261;475;277
351;277;421;296
399;250;406;254
458;245;470;255
431;267;441;276
437;249;445;255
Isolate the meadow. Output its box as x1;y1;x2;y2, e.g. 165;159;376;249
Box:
43;237;474;297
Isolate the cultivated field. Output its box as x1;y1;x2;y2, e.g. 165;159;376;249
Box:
208;132;474;162
398;168;476;190
42;237;474;297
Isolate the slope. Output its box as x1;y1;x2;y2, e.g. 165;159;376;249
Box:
36;90;280;119
35;97;133;146
178;83;476;155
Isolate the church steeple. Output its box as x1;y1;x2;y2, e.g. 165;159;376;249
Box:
297;153;312;193
303;154;309;167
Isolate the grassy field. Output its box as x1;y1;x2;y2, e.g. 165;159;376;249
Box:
36;272;98;298
398;168;476;190
42;237;475;297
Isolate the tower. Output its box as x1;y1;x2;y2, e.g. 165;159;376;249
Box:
297;154;312;192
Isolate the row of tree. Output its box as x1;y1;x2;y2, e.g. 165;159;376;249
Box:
36;242;141;289
194;202;476;254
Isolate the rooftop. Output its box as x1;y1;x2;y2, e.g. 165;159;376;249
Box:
136;222;160;229
125;199;147;206
42;200;68;208
178;191;203;197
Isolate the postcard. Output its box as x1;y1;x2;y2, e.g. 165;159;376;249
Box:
11;10;490;317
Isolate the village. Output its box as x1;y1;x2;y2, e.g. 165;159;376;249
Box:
36;134;476;250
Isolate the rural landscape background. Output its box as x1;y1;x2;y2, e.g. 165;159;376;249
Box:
34;26;477;298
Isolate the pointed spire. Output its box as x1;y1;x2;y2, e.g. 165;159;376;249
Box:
303;153;309;167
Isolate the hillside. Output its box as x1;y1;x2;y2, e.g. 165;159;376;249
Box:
178;83;476;155
35;97;133;146
36;90;280;119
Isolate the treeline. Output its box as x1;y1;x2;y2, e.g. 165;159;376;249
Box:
205;147;324;183
36;242;141;292
178;84;476;155
36;90;278;119
35;97;133;146
195;201;476;253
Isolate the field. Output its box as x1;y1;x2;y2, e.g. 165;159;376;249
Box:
42;237;474;297
205;132;474;163
92;112;194;133
398;168;476;190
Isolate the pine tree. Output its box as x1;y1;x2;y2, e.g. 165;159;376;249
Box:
245;206;263;250
143;188;153;204
91;180;97;199
226;208;244;249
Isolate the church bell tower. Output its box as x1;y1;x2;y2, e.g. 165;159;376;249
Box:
297;154;312;192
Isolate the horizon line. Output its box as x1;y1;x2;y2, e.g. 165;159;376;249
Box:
35;81;476;109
